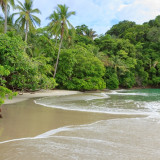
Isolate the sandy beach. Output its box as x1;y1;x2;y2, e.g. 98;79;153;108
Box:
1;89;160;160
4;89;81;105
1;90;139;142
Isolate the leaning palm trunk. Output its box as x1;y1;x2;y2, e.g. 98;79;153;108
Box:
4;3;7;33
53;27;64;78
25;20;29;42
49;4;76;78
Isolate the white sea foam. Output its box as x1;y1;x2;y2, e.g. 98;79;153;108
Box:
0;126;74;144
85;95;110;101
144;101;160;111
133;100;160;120
134;101;160;111
125;100;134;103
0;120;106;144
34;90;160;120
34;93;149;115
35;100;149;116
0;137;36;144
81;92;110;101
106;91;148;96
35;126;72;138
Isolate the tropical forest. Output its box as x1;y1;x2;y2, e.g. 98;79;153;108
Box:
0;0;160;105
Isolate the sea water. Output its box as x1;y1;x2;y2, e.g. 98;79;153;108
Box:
35;89;160;116
1;89;160;160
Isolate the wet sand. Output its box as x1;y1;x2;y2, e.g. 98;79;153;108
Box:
0;92;152;160
0;98;139;141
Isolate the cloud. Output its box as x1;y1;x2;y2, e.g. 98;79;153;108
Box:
31;0;127;34
116;0;160;24
2;0;160;35
35;0;160;34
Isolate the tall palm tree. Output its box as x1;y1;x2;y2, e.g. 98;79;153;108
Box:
0;0;15;33
13;0;41;42
49;4;75;78
47;11;61;45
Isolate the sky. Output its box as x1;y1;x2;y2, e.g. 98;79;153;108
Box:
1;0;160;35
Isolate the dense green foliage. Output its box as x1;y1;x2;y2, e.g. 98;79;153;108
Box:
101;17;160;88
56;45;106;91
0;2;160;106
0;33;57;91
0;65;16;105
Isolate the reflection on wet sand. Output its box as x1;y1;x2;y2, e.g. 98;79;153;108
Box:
1;91;159;160
0;98;138;142
1;117;160;160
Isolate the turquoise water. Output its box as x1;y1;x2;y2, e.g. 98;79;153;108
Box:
35;89;160;116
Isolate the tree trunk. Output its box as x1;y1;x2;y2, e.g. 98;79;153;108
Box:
4;3;7;33
25;20;29;42
53;26;64;78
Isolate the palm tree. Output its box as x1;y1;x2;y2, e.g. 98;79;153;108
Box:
49;4;75;78
86;28;97;40
13;0;41;42
47;11;61;45
110;56;128;74
0;0;15;33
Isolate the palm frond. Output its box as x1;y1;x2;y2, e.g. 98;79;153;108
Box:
31;15;41;26
30;8;41;14
9;0;15;8
16;0;24;9
13;0;41;36
66;11;76;18
48;4;75;41
15;5;25;12
66;19;74;29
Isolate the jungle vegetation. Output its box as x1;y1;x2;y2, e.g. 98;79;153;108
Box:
0;0;160;105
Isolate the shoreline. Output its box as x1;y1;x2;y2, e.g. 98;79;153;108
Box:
1;88;146;142
4;87;159;105
1;97;143;142
4;89;81;105
0;89;159;159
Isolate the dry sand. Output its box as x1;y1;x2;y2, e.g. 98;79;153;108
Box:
4;90;81;105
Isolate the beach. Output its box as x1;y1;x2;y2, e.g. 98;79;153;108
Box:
1;90;138;142
4;90;81;105
1;89;160;160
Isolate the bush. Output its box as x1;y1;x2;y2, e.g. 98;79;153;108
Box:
66;77;106;91
106;73;119;89
0;65;17;106
56;45;106;90
0;34;57;91
119;72;135;88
